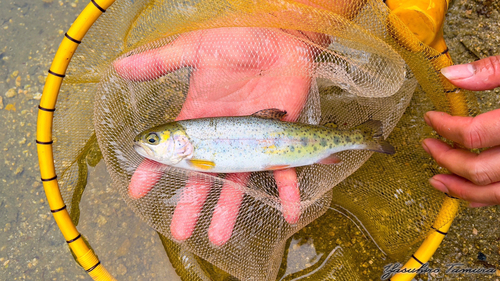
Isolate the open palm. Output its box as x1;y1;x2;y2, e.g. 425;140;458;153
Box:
115;27;325;246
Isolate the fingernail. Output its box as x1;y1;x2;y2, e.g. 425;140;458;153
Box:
422;141;430;155
467;202;488;208
429;177;448;193
441;63;476;80
423;112;431;126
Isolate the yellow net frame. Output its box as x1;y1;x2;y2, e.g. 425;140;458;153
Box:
35;0;469;280
37;1;117;280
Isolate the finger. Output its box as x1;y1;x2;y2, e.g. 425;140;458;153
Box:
468;202;494;208
429;174;500;206
113;32;199;81
128;159;166;199
208;173;250;246
274;168;301;224
424;109;500;149
422;138;500;185
441;55;500;91
170;174;213;241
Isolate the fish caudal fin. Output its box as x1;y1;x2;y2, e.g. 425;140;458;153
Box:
372;140;396;155
354;120;396;155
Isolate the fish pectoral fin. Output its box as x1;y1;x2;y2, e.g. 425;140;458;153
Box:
251;108;287;120
264;164;290;171
187;159;216;170
316;154;342;165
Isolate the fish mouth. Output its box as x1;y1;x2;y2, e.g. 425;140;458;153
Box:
133;143;153;158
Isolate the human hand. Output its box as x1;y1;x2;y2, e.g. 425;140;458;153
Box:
114;27;327;245
422;55;500;207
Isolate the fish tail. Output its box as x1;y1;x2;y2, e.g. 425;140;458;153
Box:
368;139;396;155
353;120;395;155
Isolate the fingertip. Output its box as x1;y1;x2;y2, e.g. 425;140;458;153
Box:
440;63;475;81
467;202;492;208
429;176;449;193
421;138;451;156
128;185;145;199
170;223;192;241
275;169;301;224
431;173;458;184
423;112;432;126
424;111;449;124
113;52;153;81
113;56;132;79
283;204;301;224
442;56;500;90
208;227;231;247
421;139;431;155
128;159;165;199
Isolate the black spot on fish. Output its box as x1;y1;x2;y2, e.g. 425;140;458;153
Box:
290;146;295;152
320;138;327;147
345;136;351;143
334;136;340;145
314;146;318;151
301;137;308;146
355;135;361;141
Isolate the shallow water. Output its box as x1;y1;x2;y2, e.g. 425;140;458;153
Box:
0;1;180;280
0;0;499;280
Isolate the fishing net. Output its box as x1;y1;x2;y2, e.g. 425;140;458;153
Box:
52;0;479;279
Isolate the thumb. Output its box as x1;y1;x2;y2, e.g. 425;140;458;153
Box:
441;55;500;91
113;32;199;81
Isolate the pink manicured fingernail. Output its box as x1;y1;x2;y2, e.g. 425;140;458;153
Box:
429;177;448;193
441;64;476;80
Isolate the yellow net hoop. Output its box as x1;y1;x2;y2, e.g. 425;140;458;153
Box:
36;0;471;280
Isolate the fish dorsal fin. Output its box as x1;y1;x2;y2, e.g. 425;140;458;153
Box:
251;108;287;120
323;121;338;129
353;120;383;139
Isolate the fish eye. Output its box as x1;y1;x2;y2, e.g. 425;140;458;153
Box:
145;133;159;145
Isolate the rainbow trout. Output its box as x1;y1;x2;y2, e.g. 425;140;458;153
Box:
133;109;395;173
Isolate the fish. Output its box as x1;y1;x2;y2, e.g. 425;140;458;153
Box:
133;108;395;173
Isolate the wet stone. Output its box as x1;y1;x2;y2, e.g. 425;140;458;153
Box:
5;88;16;98
116;238;131;257
97;215;107;227
116;263;128;275
14;166;23;176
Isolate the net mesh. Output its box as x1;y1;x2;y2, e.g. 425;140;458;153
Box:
51;0;482;279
